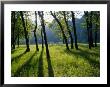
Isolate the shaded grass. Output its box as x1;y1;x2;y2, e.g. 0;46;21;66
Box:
38;48;44;77
46;55;54;77
11;44;100;77
11;51;26;63
13;51;36;77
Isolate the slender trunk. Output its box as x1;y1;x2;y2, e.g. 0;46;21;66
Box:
20;11;30;52
63;38;65;44
89;11;94;47
63;11;74;49
84;11;91;49
50;11;69;50
38;11;50;58
71;11;78;50
94;13;99;47
34;31;39;51
86;22;90;49
95;30;97;47
17;28;19;47
34;11;39;51
12;12;15;49
94;25;98;47
41;28;44;48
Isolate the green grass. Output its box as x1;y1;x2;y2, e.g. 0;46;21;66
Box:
11;44;100;77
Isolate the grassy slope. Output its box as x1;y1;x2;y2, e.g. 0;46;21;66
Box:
11;44;100;77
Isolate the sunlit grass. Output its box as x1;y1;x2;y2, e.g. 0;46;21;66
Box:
11;44;100;77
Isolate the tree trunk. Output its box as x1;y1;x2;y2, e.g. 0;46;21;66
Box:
41;28;44;48
89;11;94;47
34;31;39;51
94;22;98;47
17;28;19;47
12;11;15;49
20;11;30;52
84;11;91;49
95;30;97;47
34;11;39;51
63;38;65;44
50;11;69;50
94;13;99;47
63;11;74;49
71;11;78;50
38;11;50;58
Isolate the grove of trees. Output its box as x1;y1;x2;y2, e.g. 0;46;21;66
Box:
11;11;100;58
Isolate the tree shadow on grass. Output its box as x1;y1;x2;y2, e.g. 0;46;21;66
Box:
47;56;54;77
11;49;17;54
11;51;26;63
11;46;26;54
38;48;44;77
37;48;54;77
64;48;100;68
13;51;36;77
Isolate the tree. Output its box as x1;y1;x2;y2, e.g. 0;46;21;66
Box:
17;27;19;47
48;19;65;44
84;11;95;49
11;11;16;49
71;11;78;50
41;27;44;48
92;11;100;47
63;11;74;49
14;11;24;47
38;18;44;48
34;11;39;51
84;11;91;49
50;11;69;50
20;11;30;52
38;11;50;58
89;11;94;47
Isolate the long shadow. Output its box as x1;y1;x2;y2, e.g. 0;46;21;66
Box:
11;51;26;63
11;47;25;54
64;48;100;68
38;49;44;77
11;49;17;54
13;51;36;77
78;48;100;58
47;56;54;77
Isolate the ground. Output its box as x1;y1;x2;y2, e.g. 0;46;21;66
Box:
11;44;100;77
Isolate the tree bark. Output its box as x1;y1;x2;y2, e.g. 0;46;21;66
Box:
94;23;98;47
50;11;69;50
12;11;16;49
41;28;44;48
38;11;50;58
34;11;39;51
84;11;91;49
17;28;19;47
20;11;30;52
94;13;99;47
63;11;74;49
63;38;65;44
89;11;94;47
71;11;78;50
95;30;97;47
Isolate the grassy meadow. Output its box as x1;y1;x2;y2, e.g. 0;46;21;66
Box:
11;44;100;77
